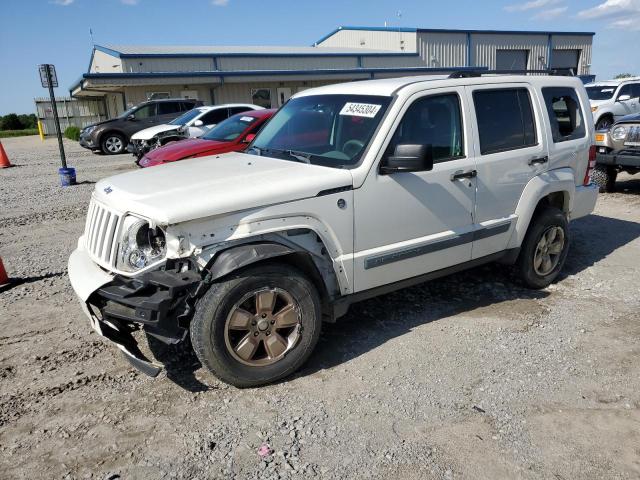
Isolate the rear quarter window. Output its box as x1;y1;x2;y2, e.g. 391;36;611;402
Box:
473;88;537;155
542;87;586;143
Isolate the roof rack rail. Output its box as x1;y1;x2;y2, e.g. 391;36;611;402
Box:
448;68;575;79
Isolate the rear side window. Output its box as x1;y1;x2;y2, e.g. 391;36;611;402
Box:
617;83;640;99
157;102;182;115
542;87;586;143
200;108;230;125
473;88;537;155
229;106;253;115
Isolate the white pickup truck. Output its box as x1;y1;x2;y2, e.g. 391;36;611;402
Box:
69;73;598;387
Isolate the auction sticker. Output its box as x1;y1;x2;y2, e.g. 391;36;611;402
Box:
240;116;255;122
339;102;382;118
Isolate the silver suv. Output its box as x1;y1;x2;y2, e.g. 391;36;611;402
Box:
593;113;640;192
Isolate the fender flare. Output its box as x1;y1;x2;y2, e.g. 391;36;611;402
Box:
204;242;295;281
508;168;576;249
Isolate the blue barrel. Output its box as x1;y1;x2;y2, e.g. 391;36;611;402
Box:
58;167;76;187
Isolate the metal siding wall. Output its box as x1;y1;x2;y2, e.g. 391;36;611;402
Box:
417;32;468;68
552;35;592;74
121;85;213;107
472;34;548;70
122;57;214;73
35;97;108;135
218;56;358;70
361;55;427;68
317;29;417;52
91;50;123;73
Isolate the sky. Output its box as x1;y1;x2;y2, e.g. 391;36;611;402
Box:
1;0;639;115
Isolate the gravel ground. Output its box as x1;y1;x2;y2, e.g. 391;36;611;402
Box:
1;135;640;480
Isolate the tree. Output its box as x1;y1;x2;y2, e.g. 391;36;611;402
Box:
614;73;635;79
1;113;23;130
18;114;37;129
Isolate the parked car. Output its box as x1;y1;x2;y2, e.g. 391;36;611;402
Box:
586;77;640;130
139;109;275;168
128;104;264;160
68;73;598;387
592;112;640;192
79;98;202;155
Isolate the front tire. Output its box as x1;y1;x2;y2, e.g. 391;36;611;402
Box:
101;133;126;155
591;164;617;193
190;264;322;387
595;115;613;131
515;207;569;289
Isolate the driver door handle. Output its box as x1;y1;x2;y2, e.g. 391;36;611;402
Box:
528;156;548;166
450;169;477;181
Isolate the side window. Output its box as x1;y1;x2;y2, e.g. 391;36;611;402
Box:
157;102;182;115
387;93;464;163
229;106;252;115
200;109;229;125
180;102;195;111
542;87;586;143
618;83;640;99
251;88;272;108
133;104;156;119
473;88;537;155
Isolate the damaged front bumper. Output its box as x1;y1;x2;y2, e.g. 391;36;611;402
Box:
68;242;202;377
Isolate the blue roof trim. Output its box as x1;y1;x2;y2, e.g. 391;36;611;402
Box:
80;65;485;81
315;25;595;45
94;45;123;58
96;50;418;59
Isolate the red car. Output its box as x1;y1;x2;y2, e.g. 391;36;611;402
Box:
138;109;275;168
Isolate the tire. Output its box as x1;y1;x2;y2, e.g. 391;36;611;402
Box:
100;132;126;155
591;164;617;193
595;115;613;131
515;207;570;289
190;264;322;387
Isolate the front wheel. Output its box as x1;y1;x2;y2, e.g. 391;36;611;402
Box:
101;133;126;155
190;264;322;387
515;207;570;289
595;115;613;131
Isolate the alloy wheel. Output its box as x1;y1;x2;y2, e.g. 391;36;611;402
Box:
533;226;565;276
224;288;301;366
105;136;123;153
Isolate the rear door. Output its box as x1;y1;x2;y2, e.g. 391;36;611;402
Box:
466;83;547;259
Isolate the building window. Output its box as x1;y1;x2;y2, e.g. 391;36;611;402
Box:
473;88;537;155
146;91;170;100
251;88;272;108
551;49;580;74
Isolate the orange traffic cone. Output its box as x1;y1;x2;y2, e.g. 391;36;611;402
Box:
0;257;9;287
0;141;13;168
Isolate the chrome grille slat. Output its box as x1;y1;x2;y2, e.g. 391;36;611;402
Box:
84;199;122;269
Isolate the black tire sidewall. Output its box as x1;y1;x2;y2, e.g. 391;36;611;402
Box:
191;264;321;387
596;116;613;130
517;208;570;289
101;133;125;155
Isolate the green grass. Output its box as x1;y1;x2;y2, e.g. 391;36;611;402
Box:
0;129;39;138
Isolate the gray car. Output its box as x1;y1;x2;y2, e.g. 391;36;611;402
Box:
79;98;203;155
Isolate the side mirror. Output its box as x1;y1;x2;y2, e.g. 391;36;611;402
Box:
193;119;204;127
617;94;631;102
126;114;136;121
380;144;433;174
243;133;256;144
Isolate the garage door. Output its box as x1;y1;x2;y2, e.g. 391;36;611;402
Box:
496;50;528;71
551;49;580;74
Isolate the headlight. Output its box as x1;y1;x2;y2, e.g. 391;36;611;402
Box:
116;216;167;273
83;125;96;135
611;126;628;141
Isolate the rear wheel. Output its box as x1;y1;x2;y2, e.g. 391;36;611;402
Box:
515;207;569;289
101;133;125;155
190;264;322;387
591;164;617;193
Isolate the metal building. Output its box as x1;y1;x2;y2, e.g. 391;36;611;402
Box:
70;25;594;118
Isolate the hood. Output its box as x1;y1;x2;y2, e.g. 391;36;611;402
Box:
145;138;230;162
94;152;353;225
84;117;119;129
616;112;640;124
131;124;180;140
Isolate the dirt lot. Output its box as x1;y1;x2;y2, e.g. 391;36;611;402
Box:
1;135;639;480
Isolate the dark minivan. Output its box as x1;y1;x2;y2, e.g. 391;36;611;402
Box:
79;98;203;155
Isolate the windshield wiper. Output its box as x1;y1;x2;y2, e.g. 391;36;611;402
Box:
259;148;312;164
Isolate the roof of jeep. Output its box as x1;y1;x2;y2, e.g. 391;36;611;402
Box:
294;74;584;98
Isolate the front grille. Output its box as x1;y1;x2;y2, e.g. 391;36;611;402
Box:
625;125;640;145
84;199;121;267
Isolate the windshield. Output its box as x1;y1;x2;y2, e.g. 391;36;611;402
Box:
249;94;392;168
586;86;617;101
202;114;257;141
169;108;203;126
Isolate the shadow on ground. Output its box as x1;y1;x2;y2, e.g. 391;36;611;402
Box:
158;213;640;391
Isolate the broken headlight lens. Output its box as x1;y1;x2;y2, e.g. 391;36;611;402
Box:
116;216;167;273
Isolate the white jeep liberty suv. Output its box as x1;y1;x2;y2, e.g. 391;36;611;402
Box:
69;73;599;387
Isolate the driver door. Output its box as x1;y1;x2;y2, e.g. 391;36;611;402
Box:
353;88;477;292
